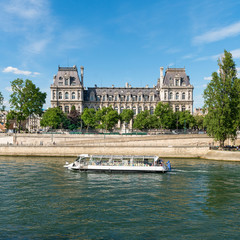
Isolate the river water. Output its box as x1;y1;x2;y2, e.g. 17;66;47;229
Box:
0;156;240;240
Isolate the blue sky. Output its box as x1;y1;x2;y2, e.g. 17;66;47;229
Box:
1;0;240;110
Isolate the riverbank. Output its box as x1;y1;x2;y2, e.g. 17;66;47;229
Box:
1;133;240;161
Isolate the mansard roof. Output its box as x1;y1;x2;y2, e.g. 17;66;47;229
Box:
52;65;81;86
84;87;159;101
163;68;190;86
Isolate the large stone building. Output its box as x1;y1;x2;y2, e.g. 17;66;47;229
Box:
50;66;194;115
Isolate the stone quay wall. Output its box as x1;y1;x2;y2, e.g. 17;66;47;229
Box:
1;133;240;161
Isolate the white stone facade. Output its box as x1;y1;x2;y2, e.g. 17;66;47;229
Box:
50;66;194;115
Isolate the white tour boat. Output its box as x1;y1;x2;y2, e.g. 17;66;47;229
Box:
64;154;171;173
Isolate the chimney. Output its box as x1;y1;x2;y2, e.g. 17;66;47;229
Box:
160;67;164;88
80;66;84;84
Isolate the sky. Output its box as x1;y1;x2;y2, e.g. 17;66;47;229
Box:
1;0;240;110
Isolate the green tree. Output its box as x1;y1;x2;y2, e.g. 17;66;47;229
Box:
40;107;67;129
203;50;240;147
67;105;81;130
194;115;205;130
9;79;46;132
96;106;119;131
120;109;134;130
174;111;195;130
133;110;155;130
81;108;96;131
154;102;174;129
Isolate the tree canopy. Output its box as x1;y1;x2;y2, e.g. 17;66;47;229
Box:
9;79;46;131
203;50;240;147
81;108;96;131
40;107;67;129
96;106;119;131
154;102;174;129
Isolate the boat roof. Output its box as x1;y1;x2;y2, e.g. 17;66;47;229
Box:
89;155;159;161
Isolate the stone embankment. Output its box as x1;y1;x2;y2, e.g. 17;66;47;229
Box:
0;133;240;161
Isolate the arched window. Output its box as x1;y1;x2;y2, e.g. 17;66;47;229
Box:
169;92;173;100
176;92;179;100
133;107;136;115
175;105;179;112
138;106;142;113
65;106;69;113
182;105;186;111
72;92;75;99
90;92;95;101
182;92;185;100
65;92;69;99
58;92;62;99
150;107;154;115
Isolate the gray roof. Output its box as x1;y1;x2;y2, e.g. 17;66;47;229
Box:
163;68;190;86
84;87;159;101
52;66;81;86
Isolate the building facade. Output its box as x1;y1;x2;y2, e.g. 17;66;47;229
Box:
50;66;194;115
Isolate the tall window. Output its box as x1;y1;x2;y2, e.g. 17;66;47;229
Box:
72;92;75;99
188;91;191;100
164;91;167;100
120;107;124;113
114;95;118;101
176;79;179;86
114;107;118;113
138;106;142;113
65;79;68;85
175;105;179;112
65;92;69;99
109;95;112;101
150;107;154;115
65;106;69;113
126;95;129;101
169;92;173;100
133;107;136;115
144;95;148;101
103;95;105;101
182;92;185;100
144;106;148;111
121;95;124;101
182;105;186;111
176;92;179;100
138;95;142;101
59;92;62;99
133;95;137;101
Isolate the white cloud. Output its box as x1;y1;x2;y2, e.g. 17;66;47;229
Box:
2;66;40;76
3;0;48;20
195;48;240;62
231;49;240;59
5;86;12;92
3;66;31;75
204;77;212;81
193;21;240;45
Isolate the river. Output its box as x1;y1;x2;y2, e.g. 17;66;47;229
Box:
1;156;240;239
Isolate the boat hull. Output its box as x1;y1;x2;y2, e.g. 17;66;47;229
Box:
74;165;167;173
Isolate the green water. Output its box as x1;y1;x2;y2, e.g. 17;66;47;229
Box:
0;157;240;239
